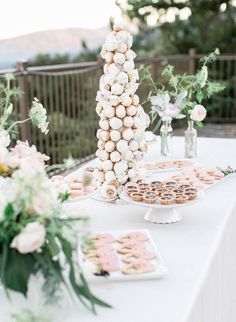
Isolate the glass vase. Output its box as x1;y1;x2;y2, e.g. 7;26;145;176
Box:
160;120;173;157
185;120;197;158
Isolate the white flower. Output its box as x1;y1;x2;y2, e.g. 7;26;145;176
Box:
0;130;10;147
151;91;187;121
29;98;49;134
11;222;46;254
190;104;207;122
100;184;117;200
198;66;208;88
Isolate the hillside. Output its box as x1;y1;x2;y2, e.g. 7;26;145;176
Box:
0;27;108;68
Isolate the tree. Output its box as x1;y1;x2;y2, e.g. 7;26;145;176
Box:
117;0;236;54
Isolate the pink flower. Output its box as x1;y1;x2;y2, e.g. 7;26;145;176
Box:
190;105;207;122
10;141;50;170
11;222;46;254
164;103;180;118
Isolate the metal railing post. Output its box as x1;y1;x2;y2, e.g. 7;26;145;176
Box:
188;48;196;74
16;60;31;142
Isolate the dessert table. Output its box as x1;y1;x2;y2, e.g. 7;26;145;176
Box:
1;137;236;322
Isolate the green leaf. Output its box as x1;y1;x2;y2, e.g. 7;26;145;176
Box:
46;234;60;257
196;91;204;103
4;203;14;218
195;121;203;128
57;234;111;313
1;249;35;296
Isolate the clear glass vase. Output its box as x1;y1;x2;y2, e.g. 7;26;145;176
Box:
160;120;173;157
185;120;197;158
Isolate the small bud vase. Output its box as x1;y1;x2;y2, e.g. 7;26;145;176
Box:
185;120;197;158
160;120;173;157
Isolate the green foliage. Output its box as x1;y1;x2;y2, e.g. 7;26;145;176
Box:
117;0;236;55
28;41;100;67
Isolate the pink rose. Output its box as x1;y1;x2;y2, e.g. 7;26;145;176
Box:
164;103;180;118
11;222;46;254
190;105;207;122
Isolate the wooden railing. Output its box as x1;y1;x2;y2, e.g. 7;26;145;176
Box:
0;50;235;164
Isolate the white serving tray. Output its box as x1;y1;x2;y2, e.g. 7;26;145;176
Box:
78;229;168;282
143;159;200;173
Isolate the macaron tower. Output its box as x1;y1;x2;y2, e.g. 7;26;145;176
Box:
95;23;150;200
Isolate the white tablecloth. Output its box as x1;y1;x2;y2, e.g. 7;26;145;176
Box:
1;137;236;322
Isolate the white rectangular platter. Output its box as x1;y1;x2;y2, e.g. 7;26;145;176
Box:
78;229;168;282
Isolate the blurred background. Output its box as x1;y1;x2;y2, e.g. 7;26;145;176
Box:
0;0;236;164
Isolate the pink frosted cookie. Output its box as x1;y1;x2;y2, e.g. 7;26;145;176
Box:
118;244;145;255
192;181;205;189
122;240;146;249
122;259;155;275
204;176;215;184
51;175;64;181
206;168;216;175
70;190;84;198
84;186;96;194
99;257;120;272
117;232;148;243
123;249;156;263
214;171;225;180
91;233;115;243
70;182;83;190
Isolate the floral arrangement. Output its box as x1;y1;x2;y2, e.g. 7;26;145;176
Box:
95;23;150;200
0;73;49;147
0;142;109;313
141;49;225;130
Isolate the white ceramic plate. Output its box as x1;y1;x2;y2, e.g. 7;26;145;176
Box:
78;229;168;282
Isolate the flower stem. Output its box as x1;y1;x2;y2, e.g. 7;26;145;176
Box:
7;118;31;132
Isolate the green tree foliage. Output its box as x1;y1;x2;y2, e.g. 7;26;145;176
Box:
117;0;236;54
28;41;100;67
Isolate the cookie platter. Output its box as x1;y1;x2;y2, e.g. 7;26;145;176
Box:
143;159;197;173
78;229;168;282
120;180;205;224
51;174;99;203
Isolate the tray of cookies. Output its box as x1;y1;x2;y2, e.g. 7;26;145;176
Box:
169;166;226;190
51;174;99;202
78;229;168;281
120;180;204;208
143;159;196;173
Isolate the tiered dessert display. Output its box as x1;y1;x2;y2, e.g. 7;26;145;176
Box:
95;23;150;200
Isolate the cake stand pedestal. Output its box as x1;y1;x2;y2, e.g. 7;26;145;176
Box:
144;207;182;224
120;191;204;225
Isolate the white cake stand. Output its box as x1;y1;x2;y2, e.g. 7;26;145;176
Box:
120;190;204;224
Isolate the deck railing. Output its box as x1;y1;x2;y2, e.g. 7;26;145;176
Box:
0;50;235;164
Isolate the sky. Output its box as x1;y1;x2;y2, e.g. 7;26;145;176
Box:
0;0;123;40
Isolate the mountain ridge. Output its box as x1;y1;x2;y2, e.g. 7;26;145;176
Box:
0;27;109;68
